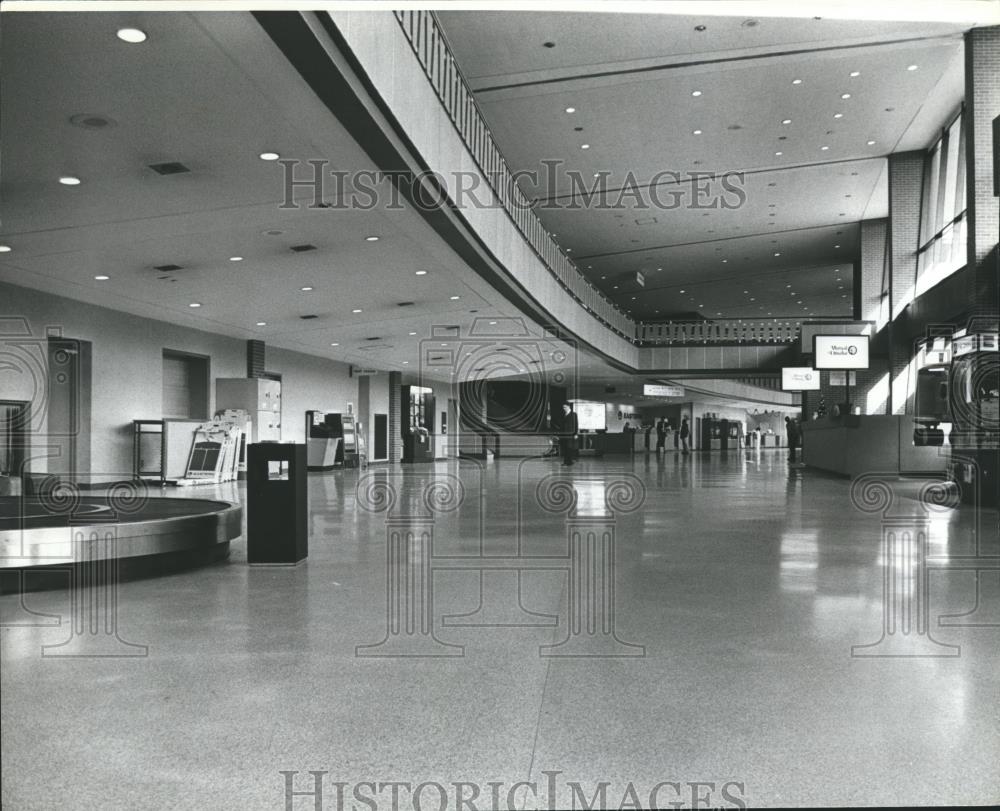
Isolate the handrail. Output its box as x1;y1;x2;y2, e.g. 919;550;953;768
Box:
393;10;635;339
636;318;803;345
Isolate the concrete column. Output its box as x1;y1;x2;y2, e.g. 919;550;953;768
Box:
964;26;1000;308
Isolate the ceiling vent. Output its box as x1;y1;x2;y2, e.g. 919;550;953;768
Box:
396;301;415;307
290;244;317;253
153;264;183;272
299;314;319;320
70;113;117;130
365;337;381;341
148;161;191;175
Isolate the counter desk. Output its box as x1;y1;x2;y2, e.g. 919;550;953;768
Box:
801;415;948;477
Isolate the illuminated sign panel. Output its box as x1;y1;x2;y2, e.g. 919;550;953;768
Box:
781;367;820;391
643;384;684;397
813;335;870;370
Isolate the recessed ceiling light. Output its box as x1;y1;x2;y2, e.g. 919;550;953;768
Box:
256;321;267;326
402;361;409;365
867;140;876;146
792;78;802;85
116;28;147;43
450;295;460;300
415;270;427;275
841;93;851;99
679;289;685;293
259;152;280;161
301;286;314;291
352;308;362;313
691;90;702;97
229;256;243;262
692;129;702;135
189;302;202;308
365;235;380;242
835;244;841;248
775;151;783;156
0;245;11;253
907;64;919;71
722;259;728;263
94;275;109;281
850;71;860;77
820;145;830;151
565;107;576;113
781;119;792;125
774;252;781;256
408;331;417;336
833;113;843;119
580;144;590;149
59;176;81;186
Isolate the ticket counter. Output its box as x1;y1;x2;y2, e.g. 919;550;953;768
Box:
801;415;948;477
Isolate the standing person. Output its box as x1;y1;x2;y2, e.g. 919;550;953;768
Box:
785;416;800;462
680;416;690;455
655;417;668;454
559;402;578;467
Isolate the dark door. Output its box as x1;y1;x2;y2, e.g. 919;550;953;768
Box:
373;413;388;460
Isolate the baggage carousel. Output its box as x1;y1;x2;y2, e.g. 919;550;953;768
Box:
0;494;242;590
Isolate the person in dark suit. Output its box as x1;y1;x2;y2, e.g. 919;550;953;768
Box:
655;418;668;454
559;402;578;467
680;417;691;455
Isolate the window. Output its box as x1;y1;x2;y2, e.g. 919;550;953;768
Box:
915;110;967;297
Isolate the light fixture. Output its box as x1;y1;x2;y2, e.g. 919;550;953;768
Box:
565;106;576;113
402;361;409;365
834;244;841;248
691;90;702;97
792;78;802;85
0;245;11;253
775;151;783;156
300;286;314;291
907;64;918;71
189;302;202;308
352;308;362;313
850;70;860;77
59;176;81;186
866;140;876;146
833;113;843;119
408;331;417;335
259;152;280;161
580;144;590;149
679;289;685;293
774;252;781;257
256;321;267;326
841;93;851;99
449;295;460;300
365;235;380;242
820;145;829;151
415;270;427;275
782;119;792;125
692;129;702;135
330;342;339;347
116;28;147;43
229;256;243;262
94;275;109;281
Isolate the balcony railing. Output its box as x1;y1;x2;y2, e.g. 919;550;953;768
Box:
393;10;635;339
636;319;802;346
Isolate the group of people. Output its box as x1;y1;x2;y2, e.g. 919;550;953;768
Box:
654;417;690;455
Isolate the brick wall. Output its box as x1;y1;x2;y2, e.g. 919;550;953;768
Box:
887;152;924;414
965;26;1000;308
388;370;402;463
246;339;266;378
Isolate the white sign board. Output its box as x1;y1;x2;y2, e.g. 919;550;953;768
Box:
813;334;870;370
781;367;820;391
828;371;857;387
572;401;606;431
643;383;685;397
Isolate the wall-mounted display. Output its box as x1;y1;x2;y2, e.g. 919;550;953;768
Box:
813;335;870;370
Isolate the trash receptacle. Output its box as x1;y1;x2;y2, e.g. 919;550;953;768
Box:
247;443;307;565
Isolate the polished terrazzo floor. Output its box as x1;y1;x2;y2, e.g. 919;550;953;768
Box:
2;449;998;809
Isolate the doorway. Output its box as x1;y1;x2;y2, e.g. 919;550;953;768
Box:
0;400;30;486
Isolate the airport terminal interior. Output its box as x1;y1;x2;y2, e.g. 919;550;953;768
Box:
1;3;999;809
